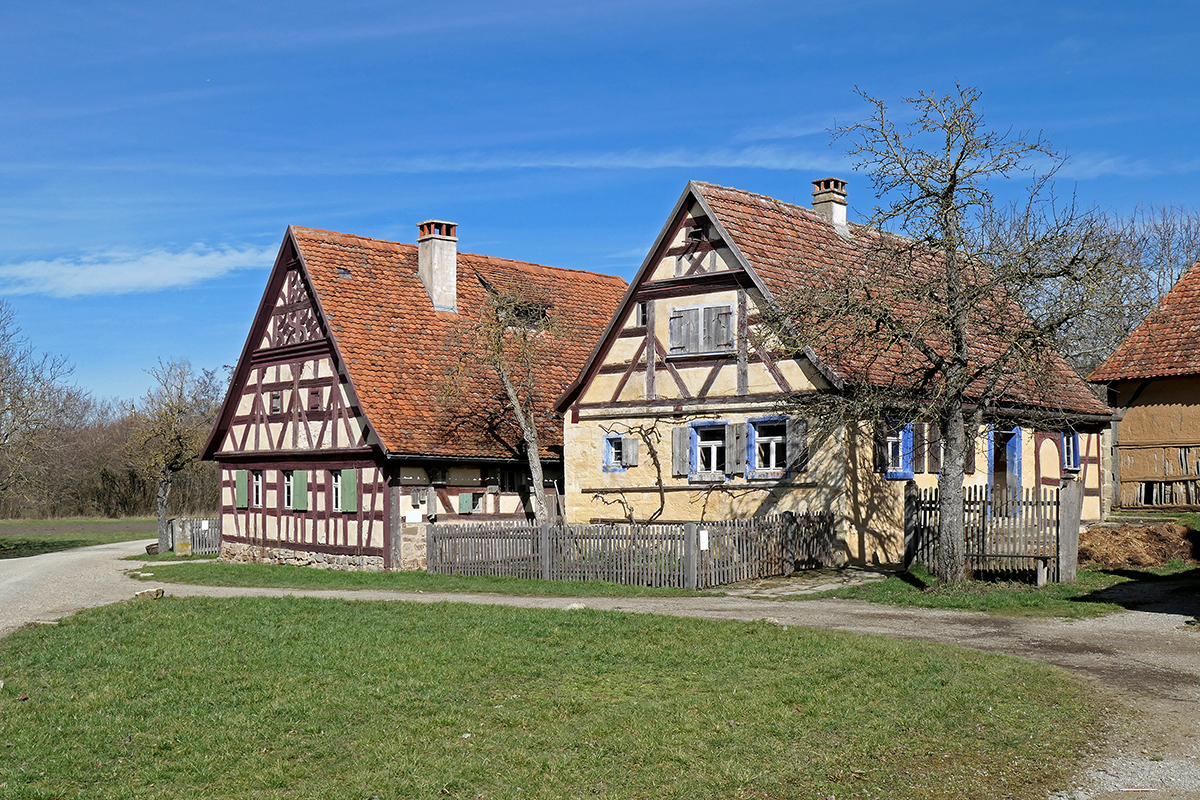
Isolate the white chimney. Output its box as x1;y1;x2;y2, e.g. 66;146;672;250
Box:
417;220;458;312
812;177;850;238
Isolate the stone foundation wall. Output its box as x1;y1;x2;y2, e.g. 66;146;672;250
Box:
396;524;427;571
220;541;385;572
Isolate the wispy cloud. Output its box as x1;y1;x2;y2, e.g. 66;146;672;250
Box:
732;111;852;143
0;244;275;297
1057;152;1163;179
0;144;847;177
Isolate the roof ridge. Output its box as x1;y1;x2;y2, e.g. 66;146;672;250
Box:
291;225;625;283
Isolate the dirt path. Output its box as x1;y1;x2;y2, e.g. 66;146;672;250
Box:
3;542;1197;799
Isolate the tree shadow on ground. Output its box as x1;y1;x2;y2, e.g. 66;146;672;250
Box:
0;538;91;559
1071;566;1200;617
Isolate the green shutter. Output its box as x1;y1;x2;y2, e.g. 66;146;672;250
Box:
234;470;248;508
340;468;358;513
458;492;474;513
293;470;308;511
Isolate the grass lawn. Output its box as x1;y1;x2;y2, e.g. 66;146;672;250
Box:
127;561;716;598
0;597;1107;799
0;518;155;560
801;561;1198;618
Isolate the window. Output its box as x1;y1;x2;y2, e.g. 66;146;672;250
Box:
308;387;322;412
283;471;294;508
635;301;648;328
755;422;787;471
499;468;524;493
251;470;263;507
875;423;913;479
331;471;342;512
696;426;726;474
1062;432;1081;471
668;305;732;354
604;435;624;471
269;390;282;414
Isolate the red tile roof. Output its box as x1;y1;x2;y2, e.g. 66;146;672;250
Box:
692;182;1111;418
293;226;627;460
1090;261;1200;382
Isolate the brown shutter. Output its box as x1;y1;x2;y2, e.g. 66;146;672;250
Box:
927;422;942;474
668;310;684;352
622;436;640;467
786;417;809;473
682;308;700;353
912;422;926;474
704;305;732;350
728;423;746;475
964;423;977;474
671;427;691;476
873;423;888;473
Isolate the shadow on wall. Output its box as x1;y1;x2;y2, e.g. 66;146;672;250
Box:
844;426;904;565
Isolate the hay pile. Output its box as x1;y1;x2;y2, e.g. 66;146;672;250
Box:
1079;523;1199;569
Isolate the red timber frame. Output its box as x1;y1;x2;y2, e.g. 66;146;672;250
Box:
204;228;396;566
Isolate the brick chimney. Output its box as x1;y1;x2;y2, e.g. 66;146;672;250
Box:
417;220;458;312
812;177;849;237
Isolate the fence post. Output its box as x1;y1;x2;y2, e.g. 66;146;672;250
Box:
1057;476;1081;583
539;524;551;581
903;480;919;568
425;523;436;574
684;522;697;590
781;512;796;576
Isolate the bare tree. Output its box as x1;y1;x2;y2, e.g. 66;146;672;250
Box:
446;275;560;524
0;301;86;509
127;359;223;549
766;86;1134;583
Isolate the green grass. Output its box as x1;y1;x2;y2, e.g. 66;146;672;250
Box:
124;552;219;562
801;562;1198;618
0;524;155;560
126;561;718;597
0;516;155;527
0;597;1108;799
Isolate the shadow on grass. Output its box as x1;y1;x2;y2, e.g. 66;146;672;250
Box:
0;538;92;559
1071;566;1200;617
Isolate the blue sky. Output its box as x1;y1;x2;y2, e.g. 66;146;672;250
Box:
2;0;1198;399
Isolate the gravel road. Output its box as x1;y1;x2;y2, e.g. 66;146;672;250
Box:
3;540;1197;799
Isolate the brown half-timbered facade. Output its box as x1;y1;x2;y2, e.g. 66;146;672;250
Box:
204;222;626;569
1091;260;1200;507
556;180;1111;565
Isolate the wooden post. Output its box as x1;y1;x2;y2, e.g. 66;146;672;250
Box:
424;523;436;575
781;511;796;576
903;480;919;569
539;524;551;581
684;522;698;590
1057;476;1082;583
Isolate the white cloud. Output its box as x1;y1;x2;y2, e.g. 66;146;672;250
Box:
0;244;276;297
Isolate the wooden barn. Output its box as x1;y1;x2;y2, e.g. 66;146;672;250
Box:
1091;260;1200;507
203;222;626;570
555;180;1112;565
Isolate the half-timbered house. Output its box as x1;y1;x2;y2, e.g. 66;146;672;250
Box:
203;222;626;570
1090;260;1200;507
555;180;1112;565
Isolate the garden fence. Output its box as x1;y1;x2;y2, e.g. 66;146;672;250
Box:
426;511;836;590
168;516;221;555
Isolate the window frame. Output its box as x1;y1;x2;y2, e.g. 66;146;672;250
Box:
269;390;282;415
283;471;294;508
251;470;264;507
747;416;788;479
331;471;342;513
883;423;914;480
603;434;625;472
1062;431;1081;472
690;422;728;481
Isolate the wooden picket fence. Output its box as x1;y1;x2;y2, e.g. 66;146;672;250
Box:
168;516;221;555
906;484;1075;583
426;512;836;590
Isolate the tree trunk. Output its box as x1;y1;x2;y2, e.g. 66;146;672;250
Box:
935;410;967;583
493;364;549;525
156;473;172;553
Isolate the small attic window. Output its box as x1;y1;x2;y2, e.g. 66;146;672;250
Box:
337;267;351;279
685;225;704;243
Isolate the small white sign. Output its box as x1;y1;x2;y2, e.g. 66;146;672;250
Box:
405;508;423;523
699;530;709;551
200;520;209;531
